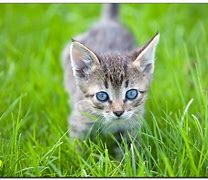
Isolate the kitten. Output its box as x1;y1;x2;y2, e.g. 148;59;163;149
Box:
62;4;160;142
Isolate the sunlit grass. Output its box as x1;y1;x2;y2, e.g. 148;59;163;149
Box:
0;3;208;177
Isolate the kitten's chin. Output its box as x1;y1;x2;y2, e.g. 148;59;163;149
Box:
101;112;139;134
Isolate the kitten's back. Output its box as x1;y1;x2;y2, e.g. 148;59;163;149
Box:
75;4;136;53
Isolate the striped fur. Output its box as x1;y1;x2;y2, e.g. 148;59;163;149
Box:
62;4;159;143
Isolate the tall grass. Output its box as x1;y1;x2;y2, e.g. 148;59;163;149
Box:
0;4;208;177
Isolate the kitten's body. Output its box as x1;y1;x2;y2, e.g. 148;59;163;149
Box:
62;4;159;142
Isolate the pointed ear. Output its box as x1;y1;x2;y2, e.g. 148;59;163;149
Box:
70;40;100;78
133;33;160;74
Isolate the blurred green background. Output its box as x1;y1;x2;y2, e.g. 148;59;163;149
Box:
0;4;208;177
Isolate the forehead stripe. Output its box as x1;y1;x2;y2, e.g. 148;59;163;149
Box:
123;63;128;74
125;80;129;88
104;80;109;89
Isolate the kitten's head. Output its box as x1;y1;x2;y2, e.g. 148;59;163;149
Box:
70;33;160;122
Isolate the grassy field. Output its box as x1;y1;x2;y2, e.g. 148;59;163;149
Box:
0;3;208;177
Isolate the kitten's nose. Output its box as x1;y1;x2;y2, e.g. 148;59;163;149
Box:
113;111;124;117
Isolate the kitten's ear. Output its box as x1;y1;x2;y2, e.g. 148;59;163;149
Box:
70;40;100;78
133;33;160;74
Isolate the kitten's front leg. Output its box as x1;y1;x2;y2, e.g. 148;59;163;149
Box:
124;129;141;154
69;111;95;140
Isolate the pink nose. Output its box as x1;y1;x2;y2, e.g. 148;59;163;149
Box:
113;111;124;117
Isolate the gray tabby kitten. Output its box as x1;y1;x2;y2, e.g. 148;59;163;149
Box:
62;4;160;142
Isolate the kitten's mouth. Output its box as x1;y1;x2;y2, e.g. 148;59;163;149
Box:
104;112;133;122
112;117;126;121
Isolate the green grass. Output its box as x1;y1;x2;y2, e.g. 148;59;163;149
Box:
0;3;208;177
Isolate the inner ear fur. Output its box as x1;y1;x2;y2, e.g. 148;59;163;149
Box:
70;40;100;78
132;33;160;73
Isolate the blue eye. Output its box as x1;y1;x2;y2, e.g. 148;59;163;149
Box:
96;91;109;102
126;89;138;100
